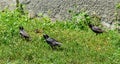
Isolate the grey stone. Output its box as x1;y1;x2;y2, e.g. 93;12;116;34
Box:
0;0;120;22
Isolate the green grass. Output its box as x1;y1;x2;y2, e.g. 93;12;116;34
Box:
0;9;120;64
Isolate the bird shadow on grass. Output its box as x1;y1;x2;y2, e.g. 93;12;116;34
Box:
52;48;62;51
48;46;65;51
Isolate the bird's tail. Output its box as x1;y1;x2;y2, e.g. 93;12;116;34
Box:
57;42;62;47
103;30;107;33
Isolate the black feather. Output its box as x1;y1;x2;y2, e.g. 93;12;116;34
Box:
43;34;62;49
19;26;30;40
88;24;104;34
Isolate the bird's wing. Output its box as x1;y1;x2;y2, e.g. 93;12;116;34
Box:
93;26;103;32
20;30;29;37
54;41;62;45
47;38;61;45
46;38;55;42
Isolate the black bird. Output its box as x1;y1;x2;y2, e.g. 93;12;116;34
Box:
19;26;30;40
43;34;62;49
88;24;104;35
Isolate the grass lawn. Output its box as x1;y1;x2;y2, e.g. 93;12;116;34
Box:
0;9;120;64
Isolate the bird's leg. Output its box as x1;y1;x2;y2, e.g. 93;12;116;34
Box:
96;33;98;35
25;37;30;41
51;46;54;49
51;46;57;50
20;35;25;40
58;45;61;47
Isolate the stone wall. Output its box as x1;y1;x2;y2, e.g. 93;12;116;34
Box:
0;0;120;22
